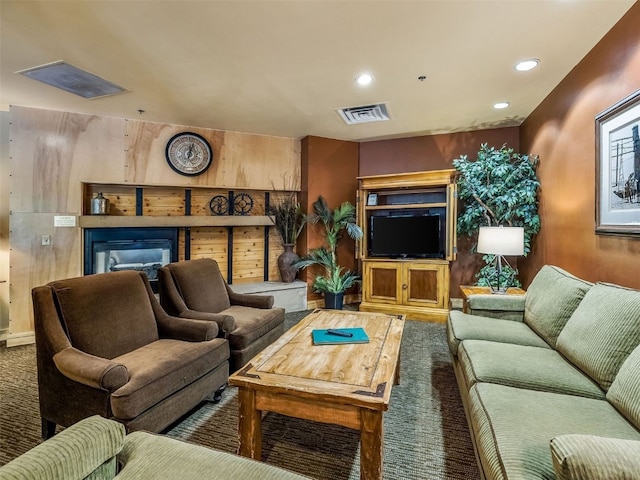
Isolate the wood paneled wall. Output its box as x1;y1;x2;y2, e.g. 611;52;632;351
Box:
8;106;300;342
519;3;640;290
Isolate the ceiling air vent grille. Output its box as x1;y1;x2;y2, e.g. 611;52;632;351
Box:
337;103;390;125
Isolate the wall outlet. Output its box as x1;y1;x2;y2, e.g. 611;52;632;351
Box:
41;235;51;246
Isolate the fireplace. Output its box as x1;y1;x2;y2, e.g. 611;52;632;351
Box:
84;227;178;292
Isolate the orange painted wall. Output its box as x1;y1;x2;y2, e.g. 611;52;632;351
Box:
359;127;520;291
300;136;360;300
519;3;640;289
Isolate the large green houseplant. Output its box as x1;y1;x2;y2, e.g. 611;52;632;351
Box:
453;143;540;288
293;196;363;309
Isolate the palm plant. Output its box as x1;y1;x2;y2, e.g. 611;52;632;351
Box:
294;196;363;294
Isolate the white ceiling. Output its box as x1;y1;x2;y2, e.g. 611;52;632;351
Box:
0;1;635;142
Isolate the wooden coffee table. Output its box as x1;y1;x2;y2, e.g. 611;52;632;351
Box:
228;308;405;480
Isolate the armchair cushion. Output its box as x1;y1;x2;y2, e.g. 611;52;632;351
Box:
168;258;231;313
224;305;285;350
110;338;229;419
49;271;159;359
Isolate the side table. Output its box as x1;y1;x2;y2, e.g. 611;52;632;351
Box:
459;285;526;314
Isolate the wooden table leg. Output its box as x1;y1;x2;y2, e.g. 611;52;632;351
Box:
237;387;262;460
360;409;383;480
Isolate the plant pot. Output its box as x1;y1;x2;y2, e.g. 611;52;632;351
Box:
324;292;344;310
277;244;299;283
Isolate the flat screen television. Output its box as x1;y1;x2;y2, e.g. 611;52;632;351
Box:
369;214;442;259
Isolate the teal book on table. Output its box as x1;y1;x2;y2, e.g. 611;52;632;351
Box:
311;328;369;345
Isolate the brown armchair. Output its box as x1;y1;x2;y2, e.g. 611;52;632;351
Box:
157;258;285;373
32;270;229;439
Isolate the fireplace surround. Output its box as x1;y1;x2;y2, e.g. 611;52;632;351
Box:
84;227;179;292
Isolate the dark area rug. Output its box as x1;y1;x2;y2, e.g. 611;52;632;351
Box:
0;310;479;479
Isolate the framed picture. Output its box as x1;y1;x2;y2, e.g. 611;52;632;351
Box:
595;89;640;236
367;193;378;206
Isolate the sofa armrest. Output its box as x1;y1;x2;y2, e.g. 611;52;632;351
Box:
550;434;640;480
0;415;125;480
227;286;274;309
467;294;525;322
156;314;220;341
53;347;128;392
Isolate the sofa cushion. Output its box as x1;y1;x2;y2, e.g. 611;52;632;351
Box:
523;265;592;348
608;344;640;430
224;305;285;350
550;434;640;480
110;338;229;419
556;282;640;392
467;383;640;480
0;415;125;480
458;340;605;399
117;430;310;479
466;294;525;322
50;271;159;359
447;310;550;357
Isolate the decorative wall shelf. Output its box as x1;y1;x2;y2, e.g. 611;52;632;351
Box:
78;215;275;228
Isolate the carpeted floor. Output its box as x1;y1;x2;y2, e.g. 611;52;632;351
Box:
0;310;479;479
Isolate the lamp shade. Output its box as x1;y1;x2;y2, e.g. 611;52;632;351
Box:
477;226;524;256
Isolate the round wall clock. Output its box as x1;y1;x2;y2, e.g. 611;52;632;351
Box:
165;132;213;176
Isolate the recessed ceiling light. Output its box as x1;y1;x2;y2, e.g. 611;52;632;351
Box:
493;102;510;110
515;59;540;72
355;73;374;86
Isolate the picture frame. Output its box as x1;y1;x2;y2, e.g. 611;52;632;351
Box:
595;89;640;236
367;193;378;206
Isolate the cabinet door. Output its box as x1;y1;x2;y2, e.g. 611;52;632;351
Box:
402;263;448;308
363;261;402;304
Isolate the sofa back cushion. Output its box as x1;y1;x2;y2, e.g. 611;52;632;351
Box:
524;265;592;347
168;259;231;313
607;344;640;430
556;282;640;392
50;271;159;359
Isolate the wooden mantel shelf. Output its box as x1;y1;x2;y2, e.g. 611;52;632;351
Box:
78;215;275;228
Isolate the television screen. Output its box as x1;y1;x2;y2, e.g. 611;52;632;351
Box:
369;214;442;258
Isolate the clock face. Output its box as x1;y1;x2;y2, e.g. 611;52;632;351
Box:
165;132;213;176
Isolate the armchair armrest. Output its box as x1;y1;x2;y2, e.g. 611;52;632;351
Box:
227;285;274;309
53;347;128;392
467;294;525;322
0;415;125;480
157;314;220;341
176;310;233;338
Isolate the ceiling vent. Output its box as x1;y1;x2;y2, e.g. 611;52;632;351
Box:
337;103;390;125
17;61;128;99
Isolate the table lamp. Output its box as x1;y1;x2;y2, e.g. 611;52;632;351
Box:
476;226;524;293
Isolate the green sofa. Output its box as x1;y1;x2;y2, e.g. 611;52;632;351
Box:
0;415;309;480
447;265;640;480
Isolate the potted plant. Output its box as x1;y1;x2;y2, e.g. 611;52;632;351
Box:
453;143;541;288
269;190;307;283
293;196;363;309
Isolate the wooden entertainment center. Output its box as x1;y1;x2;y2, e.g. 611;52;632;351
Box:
357;170;457;322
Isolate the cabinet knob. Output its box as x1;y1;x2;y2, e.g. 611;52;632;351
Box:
402;284;408;290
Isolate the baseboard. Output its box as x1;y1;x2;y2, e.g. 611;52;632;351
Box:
6;331;35;347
